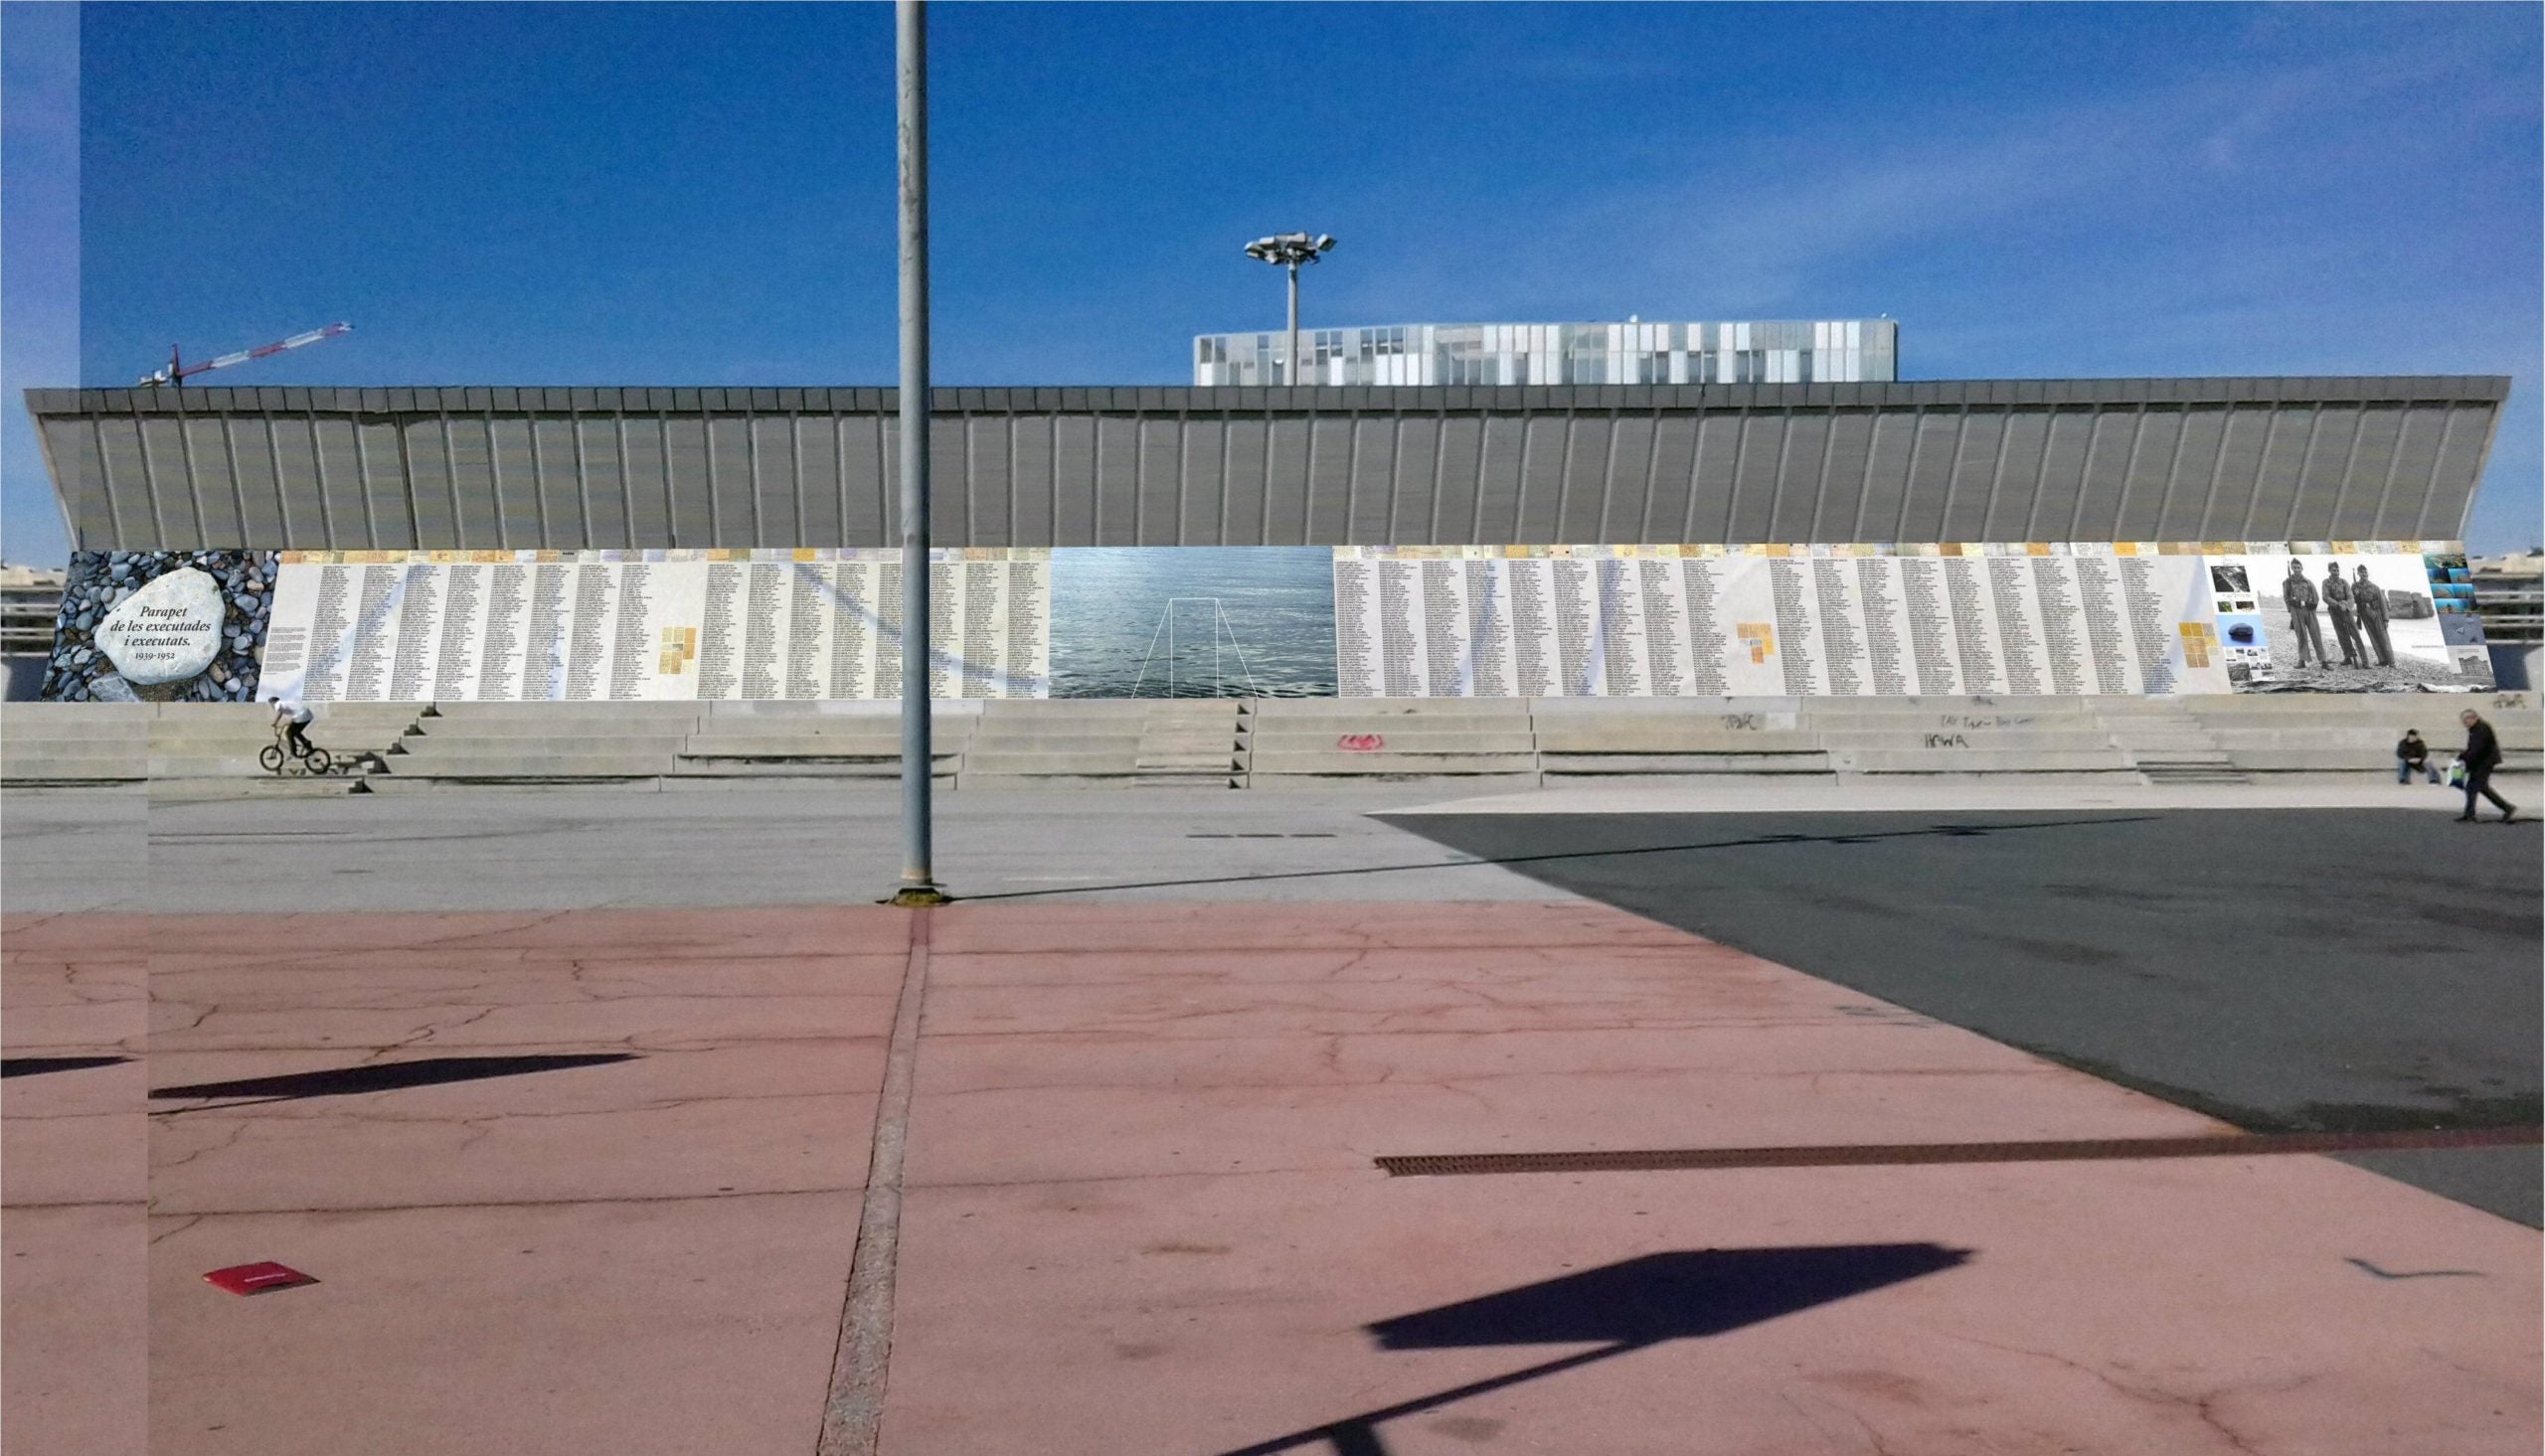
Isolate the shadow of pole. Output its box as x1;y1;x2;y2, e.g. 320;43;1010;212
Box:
1207;1244;1969;1456
1215;1343;1636;1456
956;815;2159;903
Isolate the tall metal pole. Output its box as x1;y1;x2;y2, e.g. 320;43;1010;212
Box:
1285;262;1301;387
893;0;943;905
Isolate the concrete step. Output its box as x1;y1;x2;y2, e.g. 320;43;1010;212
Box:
404;725;704;741
1246;769;1540;789
966;731;1146;751
1254;700;1530;720
1831;749;2136;773
1531;728;1823;753
1247;751;1538;775
665;759;909;778
959;750;1141;774
1540;752;1836;776
1136;753;1246;771
1809;729;2122;751
146;775;371;800
2225;748;2542;772
2140;765;2252;785
1802;704;2108;721
148;753;389;778
679;741;960;760
374;753;679;777
677;718;977;735
2;738;153;758
0;767;144;785
1246;729;1539;752
399;732;692;750
958;771;1239;791
1137;732;1245;750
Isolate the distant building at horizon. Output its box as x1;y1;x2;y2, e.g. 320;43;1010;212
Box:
1193;318;1898;388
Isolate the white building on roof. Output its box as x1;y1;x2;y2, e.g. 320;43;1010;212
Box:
1194;318;1898;388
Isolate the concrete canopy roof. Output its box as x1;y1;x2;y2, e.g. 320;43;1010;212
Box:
25;377;2506;552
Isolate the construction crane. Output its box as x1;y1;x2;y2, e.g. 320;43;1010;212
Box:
136;322;352;388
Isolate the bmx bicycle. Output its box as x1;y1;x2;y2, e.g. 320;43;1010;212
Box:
258;723;334;776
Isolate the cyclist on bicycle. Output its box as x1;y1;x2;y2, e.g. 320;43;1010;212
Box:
269;695;315;758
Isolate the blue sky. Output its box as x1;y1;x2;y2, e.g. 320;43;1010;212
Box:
5;1;2538;564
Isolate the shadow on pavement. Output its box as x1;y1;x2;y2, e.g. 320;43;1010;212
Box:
1387;807;2543;1226
0;1054;131;1078
150;1052;638;1107
955;815;2157;902
1214;1243;1970;1455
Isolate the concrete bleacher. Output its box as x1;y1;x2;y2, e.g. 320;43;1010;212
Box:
671;701;968;782
372;702;703;786
148;703;423;781
0;703;149;785
957;700;1238;788
2178;695;2543;775
3;691;2532;792
1242;699;1538;787
0;702;419;788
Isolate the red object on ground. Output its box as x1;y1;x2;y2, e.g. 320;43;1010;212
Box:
204;1262;318;1296
1337;733;1384;751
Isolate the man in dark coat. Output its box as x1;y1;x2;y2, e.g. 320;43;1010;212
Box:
2322;564;2364;668
2456;709;2516;823
2282;560;2328;669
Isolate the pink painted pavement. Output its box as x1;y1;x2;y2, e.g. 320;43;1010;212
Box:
2;901;2535;1455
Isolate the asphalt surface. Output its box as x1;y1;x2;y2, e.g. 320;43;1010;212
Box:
1385;808;2543;1225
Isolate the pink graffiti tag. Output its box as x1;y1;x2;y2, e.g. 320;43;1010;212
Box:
1337;733;1386;752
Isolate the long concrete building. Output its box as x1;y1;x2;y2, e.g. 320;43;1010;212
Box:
26;375;2506;553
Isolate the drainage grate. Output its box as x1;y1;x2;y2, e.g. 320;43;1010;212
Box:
1376;1125;2542;1177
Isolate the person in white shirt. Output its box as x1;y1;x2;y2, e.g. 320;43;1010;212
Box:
268;696;315;759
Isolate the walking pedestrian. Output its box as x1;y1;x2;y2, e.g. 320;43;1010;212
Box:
2454;709;2517;823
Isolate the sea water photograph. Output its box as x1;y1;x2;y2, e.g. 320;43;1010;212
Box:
1047;547;1338;698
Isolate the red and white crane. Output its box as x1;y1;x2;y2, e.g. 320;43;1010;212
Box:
136;321;352;388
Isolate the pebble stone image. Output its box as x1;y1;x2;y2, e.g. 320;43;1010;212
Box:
40;550;280;703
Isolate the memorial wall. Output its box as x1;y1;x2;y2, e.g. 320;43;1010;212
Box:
1331;542;2490;697
254;549;1051;703
39;541;2492;703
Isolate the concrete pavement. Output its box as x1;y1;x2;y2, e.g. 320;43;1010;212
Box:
1386;806;2544;1224
3;781;2538;1454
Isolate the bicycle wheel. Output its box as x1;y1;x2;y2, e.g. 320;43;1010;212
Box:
258;744;285;774
302;746;334;776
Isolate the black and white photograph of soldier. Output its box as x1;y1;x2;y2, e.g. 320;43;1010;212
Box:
2222;550;2494;693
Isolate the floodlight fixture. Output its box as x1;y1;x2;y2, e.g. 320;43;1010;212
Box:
1243;232;1338;384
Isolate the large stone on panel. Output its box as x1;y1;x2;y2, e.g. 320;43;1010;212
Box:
94;567;224;686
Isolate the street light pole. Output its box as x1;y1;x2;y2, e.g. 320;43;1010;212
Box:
893;0;944;906
1286;261;1300;388
1244;233;1335;387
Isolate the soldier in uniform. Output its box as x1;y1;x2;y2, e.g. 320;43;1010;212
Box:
2282;559;2328;669
2353;564;2394;668
2322;563;2364;669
